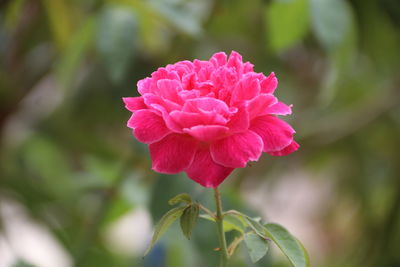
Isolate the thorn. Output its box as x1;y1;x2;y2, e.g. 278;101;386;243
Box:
214;247;221;251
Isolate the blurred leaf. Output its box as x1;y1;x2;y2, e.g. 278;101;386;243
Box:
228;211;309;266
264;223;310;267
266;0;309;52
223;214;246;233
165;225;200;267
22;136;75;197
238;214;268;239
56;16;96;90
103;194;132;225
199;214;245;233
5;0;25;29
149;0;206;36
310;0;352;51
41;0;74;50
169;193;192;205
83;155;124;185
180;203;199;239
96;6;137;83
145;206;186;256
361;1;400;70
244;232;269;263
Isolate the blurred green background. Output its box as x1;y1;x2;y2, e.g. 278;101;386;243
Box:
1;0;400;266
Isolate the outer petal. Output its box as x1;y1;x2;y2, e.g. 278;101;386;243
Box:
137;77;153;95
185;148;234;188
123;97;146;111
268;140;299;156
227;51;244;73
263;102;292;115
156;79;183;104
147;103;183;133
143;93;181;112
247;94;277;120
210;131;263;168
209;52;227;67
260;72;278;94
184;125;229;142
250;115;295;153
127;110;171;144
149;134;198;174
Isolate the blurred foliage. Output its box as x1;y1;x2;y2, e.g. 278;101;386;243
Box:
0;0;400;266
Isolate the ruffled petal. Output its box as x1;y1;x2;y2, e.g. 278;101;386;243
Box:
210;131;263;168
184;125;229;142
127;110;171;144
250;115;295;152
226;106;249;133
123;97;146;111
156;79;183;104
183;97;230;114
268;140;299;156
143;93;181;113
260;72;278;94
151;67;180;81
170;111;205;128
149;134;198;173
247;94;277;120
185;148;234;188
209;52;227;67
137;77;154;95
227;51;243;72
231;73;261;104
263;102;292;115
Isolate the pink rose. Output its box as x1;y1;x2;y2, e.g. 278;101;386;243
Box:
123;51;299;188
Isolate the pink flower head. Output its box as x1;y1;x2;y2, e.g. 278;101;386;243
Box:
123;51;299;188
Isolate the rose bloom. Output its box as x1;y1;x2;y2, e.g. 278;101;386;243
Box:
123;51;298;188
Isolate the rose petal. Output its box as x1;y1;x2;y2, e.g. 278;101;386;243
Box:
149;134;198;173
250;115;295;152
185;148;234;188
263;102;292;115
143;93;181;113
127;110;171;144
210;131;263;168
170;111;205;128
156;79;183;104
247;94;277;119
170;110;227;129
184;125;229;142
210;52;228;67
123;97;146;111
151;67;180;81
227;51;243;72
226;106;249;133
260;72;278;94
148;104;182;132
137;77;154;95
183;97;230;115
231;73;261;104
268;140;299;156
243;62;254;73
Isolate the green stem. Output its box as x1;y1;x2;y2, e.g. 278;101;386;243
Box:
214;187;229;267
